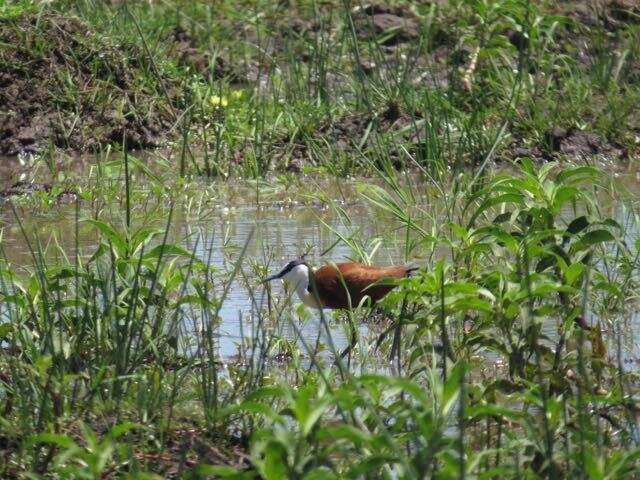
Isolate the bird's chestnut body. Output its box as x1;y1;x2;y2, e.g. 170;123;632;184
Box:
265;260;417;309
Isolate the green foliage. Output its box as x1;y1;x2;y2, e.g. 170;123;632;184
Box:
5;0;638;175
2;0;640;477
0;0;36;20
175;161;640;479
2;158;639;478
26;423;140;479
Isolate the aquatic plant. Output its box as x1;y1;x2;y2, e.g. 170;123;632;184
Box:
1;0;640;477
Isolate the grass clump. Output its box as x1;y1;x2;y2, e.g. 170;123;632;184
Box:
1;0;640;477
1;158;639;478
2;0;639;176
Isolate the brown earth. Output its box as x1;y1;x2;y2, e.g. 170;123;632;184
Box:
352;4;420;46
0;13;178;156
272;103;422;171
509;127;630;163
316;102;419;147
559;0;640;30
2;3;637;166
167;26;241;82
0;418;249;479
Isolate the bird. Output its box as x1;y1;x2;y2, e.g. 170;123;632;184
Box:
264;258;418;309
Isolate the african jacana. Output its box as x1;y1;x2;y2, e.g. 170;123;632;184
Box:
264;259;418;309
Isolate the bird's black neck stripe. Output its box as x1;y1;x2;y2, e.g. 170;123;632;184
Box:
306;271;315;293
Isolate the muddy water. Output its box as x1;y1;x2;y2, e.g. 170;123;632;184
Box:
1;158;640;366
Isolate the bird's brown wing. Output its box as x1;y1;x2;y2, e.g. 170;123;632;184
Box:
311;263;412;309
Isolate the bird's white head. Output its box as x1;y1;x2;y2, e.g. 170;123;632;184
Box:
264;258;322;308
264;259;310;289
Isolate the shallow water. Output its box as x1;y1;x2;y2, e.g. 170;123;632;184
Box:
1;156;639;367
0;166;413;360
181;196;409;358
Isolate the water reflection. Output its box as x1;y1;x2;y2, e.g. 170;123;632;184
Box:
1;168;639;367
0;179;407;361
181;196;406;359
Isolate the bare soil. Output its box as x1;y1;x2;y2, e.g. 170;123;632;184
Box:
352;4;420;46
167;26;241;82
0;13;177;156
2;1;639;168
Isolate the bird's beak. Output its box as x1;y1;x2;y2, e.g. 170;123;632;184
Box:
263;273;282;283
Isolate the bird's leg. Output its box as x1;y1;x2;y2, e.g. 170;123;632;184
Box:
339;304;377;363
339;315;357;363
390;295;410;373
390;321;401;366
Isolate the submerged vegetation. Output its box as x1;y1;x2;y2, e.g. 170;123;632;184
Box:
1;0;640;479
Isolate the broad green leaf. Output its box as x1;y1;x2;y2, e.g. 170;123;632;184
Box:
28;433;77;449
442;362;465;416
225;401;280;421
566;215;589;235
195;465;253;479
246;386;287;401
564;262;584;286
85;220;128;256
109;422;141;438
263;442;287;480
317;425;372;445
555;165;599;185
571;229;615;253
0;323;13;338
551;185;580;210
467;193;522;228
303;469;338;480
301;395;332;436
143;244;200;262
346;455;397;477
130;227;163;251
584;451;604;480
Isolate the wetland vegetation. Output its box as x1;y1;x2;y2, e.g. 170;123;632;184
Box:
1;0;640;478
